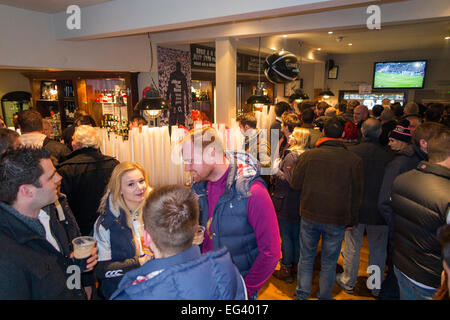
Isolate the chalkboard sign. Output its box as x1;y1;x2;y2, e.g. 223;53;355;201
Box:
191;44;216;69
243;55;263;73
190;45;261;73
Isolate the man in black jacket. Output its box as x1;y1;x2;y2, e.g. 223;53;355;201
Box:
18;110;71;166
391;127;450;299
336;119;394;297
270;101;291;142
0;147;97;299
377;121;447;299
58;125;119;236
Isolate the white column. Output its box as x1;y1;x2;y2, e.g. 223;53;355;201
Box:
215;37;237;125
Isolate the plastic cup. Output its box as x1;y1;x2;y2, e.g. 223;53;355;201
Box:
72;236;96;271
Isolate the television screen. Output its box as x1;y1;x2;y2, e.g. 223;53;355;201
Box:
373;60;427;89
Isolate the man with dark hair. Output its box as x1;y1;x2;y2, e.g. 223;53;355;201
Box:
336;119;394;296
60;110;89;150
391;127;450;299
237;112;271;170
270;101;291;141
181;127;281;299
372;105;384;119
391;102;404;121
0;128;20;154
377;121;447;300
290;118;364;300
424;103;444;123
110;185;246;300
18;110;71;166
300;108;323;148
0;147;97;299
314;101;328;119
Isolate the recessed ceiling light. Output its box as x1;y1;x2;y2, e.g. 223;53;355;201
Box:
328;31;333;34
348;43;353;46
317;48;322;51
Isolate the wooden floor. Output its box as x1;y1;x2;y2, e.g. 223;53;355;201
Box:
258;235;376;300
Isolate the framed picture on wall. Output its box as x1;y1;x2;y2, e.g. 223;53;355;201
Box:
284;80;301;97
328;66;339;79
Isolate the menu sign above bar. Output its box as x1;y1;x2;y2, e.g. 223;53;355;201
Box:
191;45;261;74
191;44;216;69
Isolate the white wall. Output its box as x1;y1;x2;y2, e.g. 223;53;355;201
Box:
0;70;31;118
326;47;450;105
53;0;372;40
0;5;149;71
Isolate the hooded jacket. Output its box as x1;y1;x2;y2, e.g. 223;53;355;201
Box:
110;246;247;300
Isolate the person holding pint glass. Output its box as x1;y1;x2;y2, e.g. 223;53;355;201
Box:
0;147;97;299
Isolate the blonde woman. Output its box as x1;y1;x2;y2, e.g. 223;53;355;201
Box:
388;119;412;152
271;127;310;283
93;161;152;299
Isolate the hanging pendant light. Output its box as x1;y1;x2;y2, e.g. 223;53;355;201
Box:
135;33;170;119
289;89;309;103
319;89;335;100
246;37;270;110
136;87;170;119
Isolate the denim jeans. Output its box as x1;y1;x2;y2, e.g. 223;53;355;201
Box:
340;224;389;294
278;218;300;267
394;266;437;300
296;218;346;300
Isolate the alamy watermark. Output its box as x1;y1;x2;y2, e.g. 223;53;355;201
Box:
366;5;381;30
66;265;81;290
66;5;81;30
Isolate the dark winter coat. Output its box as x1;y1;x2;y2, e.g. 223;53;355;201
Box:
0;201;85;300
377;144;427;227
392;161;450;288
348;137;395;225
290;138;364;227
57;147;119;235
43;137;71;166
271;149;303;223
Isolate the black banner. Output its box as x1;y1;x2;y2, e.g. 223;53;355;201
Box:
191;45;261;74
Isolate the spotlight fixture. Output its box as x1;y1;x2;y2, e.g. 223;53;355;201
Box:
445;36;450;40
348;43;353;46
317;48;322;51
283;35;287;38
328;31;333;34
